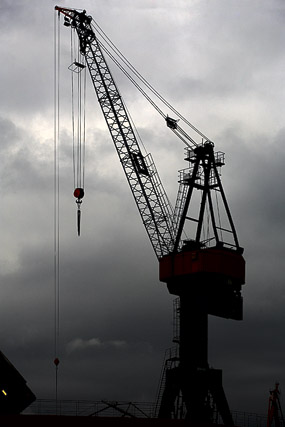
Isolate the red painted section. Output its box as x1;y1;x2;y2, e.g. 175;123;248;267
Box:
159;248;245;284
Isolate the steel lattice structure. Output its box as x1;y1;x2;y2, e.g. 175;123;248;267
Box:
58;8;175;259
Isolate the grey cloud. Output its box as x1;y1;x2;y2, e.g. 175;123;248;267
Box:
66;338;127;354
1;0;285;416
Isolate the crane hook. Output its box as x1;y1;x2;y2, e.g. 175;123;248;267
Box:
74;188;84;236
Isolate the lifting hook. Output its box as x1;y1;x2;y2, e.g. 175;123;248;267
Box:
74;188;84;236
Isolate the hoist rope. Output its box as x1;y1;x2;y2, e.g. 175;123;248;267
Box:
78;55;87;189
77;50;81;187
71;29;87;191
70;27;87;236
71;29;76;189
53;11;61;407
92;19;210;145
83;66;87;189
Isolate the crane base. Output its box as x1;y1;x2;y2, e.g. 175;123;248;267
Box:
158;366;233;424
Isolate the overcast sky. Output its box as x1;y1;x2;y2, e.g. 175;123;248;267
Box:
1;0;285;417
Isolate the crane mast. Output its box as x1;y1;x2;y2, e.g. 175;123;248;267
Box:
55;6;245;423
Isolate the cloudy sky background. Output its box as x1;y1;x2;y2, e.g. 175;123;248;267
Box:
1;0;285;415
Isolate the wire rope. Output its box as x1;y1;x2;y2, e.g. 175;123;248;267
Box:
99;41;165;119
53;10;61;408
92;20;210;144
69;29;87;236
77;44;81;188
71;29;76;189
97;41;197;150
70;33;86;192
82;62;87;189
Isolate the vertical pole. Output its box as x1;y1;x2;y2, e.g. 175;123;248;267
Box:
179;294;208;370
54;358;60;414
179;293;209;420
55;364;58;415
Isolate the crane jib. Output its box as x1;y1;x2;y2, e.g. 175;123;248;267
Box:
57;7;175;258
56;6;243;258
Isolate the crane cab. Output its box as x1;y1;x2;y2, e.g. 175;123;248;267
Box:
159;246;245;320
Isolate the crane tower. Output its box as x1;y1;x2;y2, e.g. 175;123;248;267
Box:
55;7;245;423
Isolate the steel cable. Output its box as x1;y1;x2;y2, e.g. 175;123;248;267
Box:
92;19;210;145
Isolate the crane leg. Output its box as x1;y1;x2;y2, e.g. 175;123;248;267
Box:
158;293;234;423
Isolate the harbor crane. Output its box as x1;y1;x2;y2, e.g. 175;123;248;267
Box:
267;383;285;427
55;6;245;423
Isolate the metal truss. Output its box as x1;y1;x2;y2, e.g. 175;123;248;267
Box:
58;8;175;258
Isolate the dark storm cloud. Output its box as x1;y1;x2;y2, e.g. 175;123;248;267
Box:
221;126;285;260
0;202;171;401
0;116;53;198
209;307;285;413
1;0;285;416
58;338;163;402
204;120;285;413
